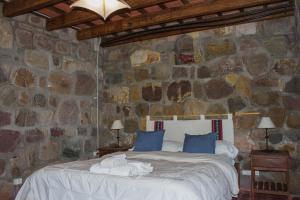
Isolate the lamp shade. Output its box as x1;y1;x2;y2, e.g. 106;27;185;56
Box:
257;117;275;129
111;120;124;130
70;0;130;20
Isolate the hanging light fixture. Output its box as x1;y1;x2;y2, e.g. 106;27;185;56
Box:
70;0;131;20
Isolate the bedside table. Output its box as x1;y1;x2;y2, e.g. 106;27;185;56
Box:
97;146;131;157
250;150;290;200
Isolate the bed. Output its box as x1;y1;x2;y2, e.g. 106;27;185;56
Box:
16;114;239;200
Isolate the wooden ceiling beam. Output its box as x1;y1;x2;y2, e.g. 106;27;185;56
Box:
100;2;293;47
46;0;175;31
77;0;285;40
3;0;64;17
103;11;293;47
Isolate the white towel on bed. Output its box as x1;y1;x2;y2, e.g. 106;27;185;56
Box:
90;159;153;177
100;154;128;167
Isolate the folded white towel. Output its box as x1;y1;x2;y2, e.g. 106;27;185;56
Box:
90;160;153;177
101;154;127;168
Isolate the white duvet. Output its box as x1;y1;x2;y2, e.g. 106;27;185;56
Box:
16;151;239;200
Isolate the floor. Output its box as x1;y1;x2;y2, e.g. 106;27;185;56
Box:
235;176;300;200
234;192;300;200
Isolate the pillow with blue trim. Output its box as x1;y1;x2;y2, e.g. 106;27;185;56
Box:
133;130;165;152
183;132;216;154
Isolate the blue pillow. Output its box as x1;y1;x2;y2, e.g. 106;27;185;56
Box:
133;130;165;152
183;132;216;154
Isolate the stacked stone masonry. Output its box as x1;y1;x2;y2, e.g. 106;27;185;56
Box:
0;1;300;197
0;3;98;198
100;17;300;194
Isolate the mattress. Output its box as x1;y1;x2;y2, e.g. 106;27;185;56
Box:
16;151;239;200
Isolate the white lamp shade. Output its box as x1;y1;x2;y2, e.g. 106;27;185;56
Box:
111;120;124;130
71;0;130;20
257;117;275;129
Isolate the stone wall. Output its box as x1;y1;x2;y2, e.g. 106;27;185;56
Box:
100;17;300;193
296;0;300;51
0;3;98;198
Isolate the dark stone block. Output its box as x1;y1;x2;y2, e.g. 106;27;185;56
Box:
167;80;191;102
0;159;5;175
283;96;300;110
197;66;211;78
268;107;285;127
285;76;300;95
34;34;53;51
16;28;33;49
172;67;188;79
25;129;44;143
0;87;17;107
105;72;123;84
122;106;131;117
135;103;149;117
124;119;138;133
269;133;283;144
244;52;269;77
164;104;184;115
287;112;300;129
33;94;46;107
134;69;150;82
0;130;21;153
77;127;88;136
63;148;80;158
0;67;8;83
175;35;194;65
51;128;64;137
285;130;300;142
84;139;96;153
252;91;279;106
58;100;79;125
205;79;233;99
227;97;246;113
0;111;11;127
75;73;96;96
206;103;227;114
193;81;204;99
142;84;162;102
203;38;236;61
14;68;35;88
151;63;170;80
15;109;38;127
236;114;259;129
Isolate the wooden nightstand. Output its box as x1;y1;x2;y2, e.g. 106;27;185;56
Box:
250;150;290;200
97;146;131;157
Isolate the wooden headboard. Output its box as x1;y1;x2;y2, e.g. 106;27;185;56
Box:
146;114;234;144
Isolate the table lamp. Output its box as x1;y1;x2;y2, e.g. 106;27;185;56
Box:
257;117;275;151
111;120;124;148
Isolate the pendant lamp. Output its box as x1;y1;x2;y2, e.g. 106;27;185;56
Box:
71;0;130;20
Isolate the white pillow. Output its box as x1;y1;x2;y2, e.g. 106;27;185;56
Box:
215;140;238;159
162;140;183;152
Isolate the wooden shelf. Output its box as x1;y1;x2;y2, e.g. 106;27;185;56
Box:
254;181;288;193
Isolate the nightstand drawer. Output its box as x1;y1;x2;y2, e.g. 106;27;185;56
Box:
251;156;288;170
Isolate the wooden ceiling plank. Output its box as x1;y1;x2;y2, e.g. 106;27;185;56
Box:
101;8;293;47
137;8;148;14
126;0;173;8
181;0;190;4
47;10;100;31
46;0;175;31
3;0;64;17
77;0;286;40
158;3;167;9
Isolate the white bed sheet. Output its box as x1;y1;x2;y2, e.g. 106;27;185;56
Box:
16;151;239;200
